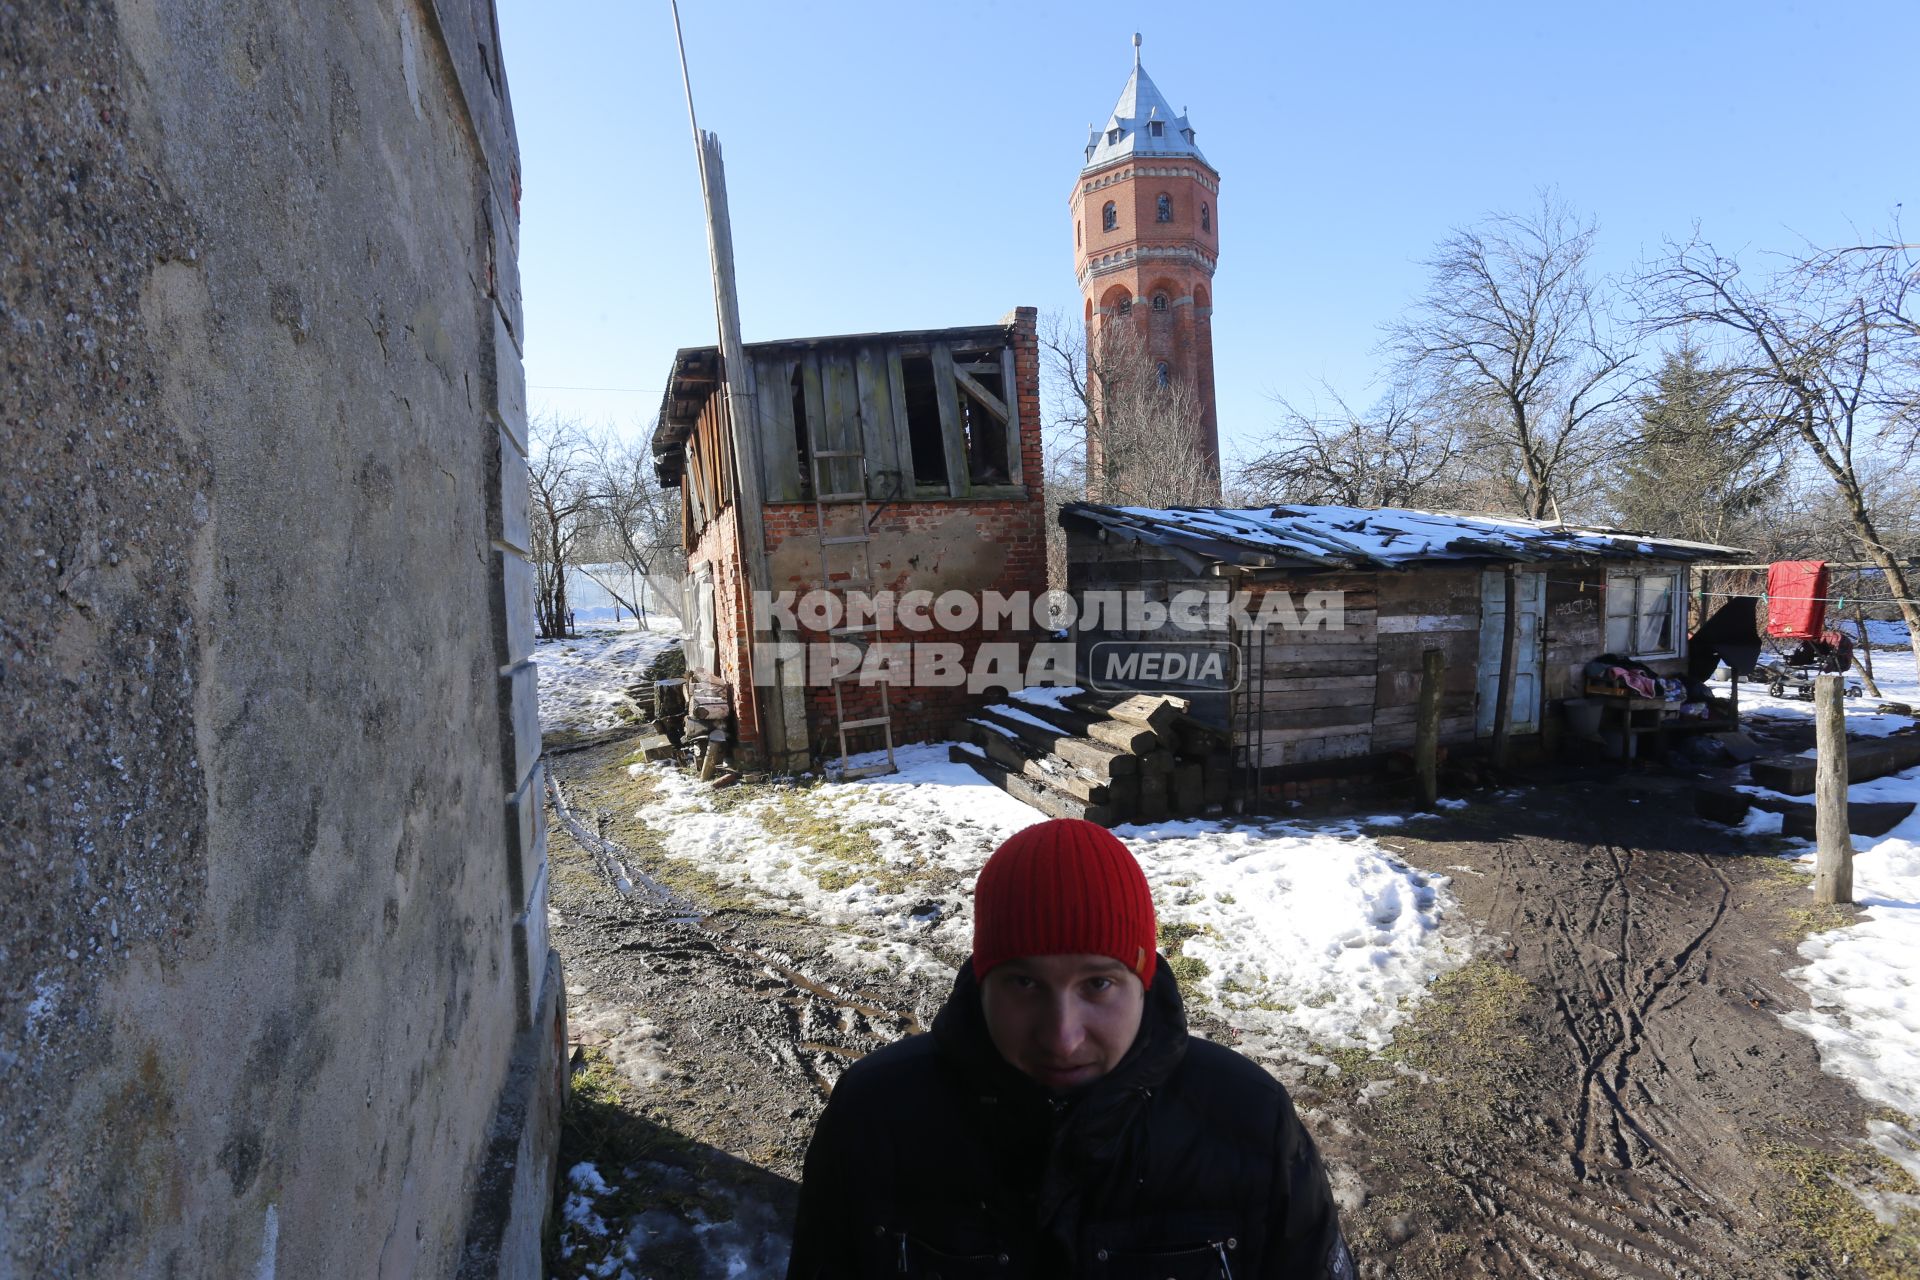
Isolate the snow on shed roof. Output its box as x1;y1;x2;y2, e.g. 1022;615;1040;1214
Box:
1060;502;1747;572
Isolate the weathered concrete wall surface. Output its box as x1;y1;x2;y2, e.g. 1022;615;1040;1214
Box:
1;1;561;1275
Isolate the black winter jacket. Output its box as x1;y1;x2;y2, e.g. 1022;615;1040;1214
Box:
785;959;1354;1279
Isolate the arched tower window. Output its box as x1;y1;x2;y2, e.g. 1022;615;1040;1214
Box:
1152;293;1168;312
1156;362;1170;388
1102;201;1117;232
1201;202;1211;232
1117;295;1133;316
1155;193;1172;223
1076;221;1082;247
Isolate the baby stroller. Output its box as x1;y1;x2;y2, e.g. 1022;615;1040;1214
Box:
1759;632;1861;700
1758;561;1861;699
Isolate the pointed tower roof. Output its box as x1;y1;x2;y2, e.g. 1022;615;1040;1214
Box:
1082;34;1208;173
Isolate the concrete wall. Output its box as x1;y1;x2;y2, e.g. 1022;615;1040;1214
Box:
1;1;562;1275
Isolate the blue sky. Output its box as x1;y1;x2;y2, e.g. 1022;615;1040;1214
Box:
495;1;1914;466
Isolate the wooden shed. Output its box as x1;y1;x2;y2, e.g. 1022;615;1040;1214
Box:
1060;502;1745;803
650;309;1048;771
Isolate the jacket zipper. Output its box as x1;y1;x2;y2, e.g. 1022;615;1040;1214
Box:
1214;1239;1236;1280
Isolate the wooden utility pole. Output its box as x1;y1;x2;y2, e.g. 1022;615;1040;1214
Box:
1813;674;1853;905
672;2;795;769
1491;564;1521;769
1414;647;1444;807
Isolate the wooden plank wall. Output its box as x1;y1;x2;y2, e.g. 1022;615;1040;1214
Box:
1239;574;1378;768
1544;568;1606;700
1066;534;1231;728
1370;567;1482;751
747;339;1016;506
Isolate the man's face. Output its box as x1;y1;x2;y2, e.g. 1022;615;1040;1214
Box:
978;953;1147;1091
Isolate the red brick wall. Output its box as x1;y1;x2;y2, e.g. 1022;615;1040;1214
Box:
759;309;1049;760
1074;161;1221;475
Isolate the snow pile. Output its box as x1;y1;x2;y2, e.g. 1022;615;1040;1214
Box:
1125;819;1464;1053
536;622;681;736
1777;767;1920;1121
630;743;1464;1058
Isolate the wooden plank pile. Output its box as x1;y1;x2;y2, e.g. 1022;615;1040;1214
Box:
949;691;1231;827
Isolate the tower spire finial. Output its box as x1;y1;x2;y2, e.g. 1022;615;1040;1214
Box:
1132;32;1141;66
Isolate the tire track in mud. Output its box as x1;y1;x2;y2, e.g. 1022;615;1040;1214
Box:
1351;785;1878;1280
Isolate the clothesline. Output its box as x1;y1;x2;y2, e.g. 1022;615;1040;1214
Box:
1692;589;1920;609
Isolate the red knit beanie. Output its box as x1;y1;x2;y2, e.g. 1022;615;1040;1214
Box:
971;819;1157;987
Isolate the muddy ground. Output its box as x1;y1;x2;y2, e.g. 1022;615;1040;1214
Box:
542;731;1920;1279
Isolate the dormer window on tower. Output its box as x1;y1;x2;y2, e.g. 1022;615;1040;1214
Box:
1106;128;1121;145
1102;201;1117;232
1156;194;1172;223
1149;120;1165;138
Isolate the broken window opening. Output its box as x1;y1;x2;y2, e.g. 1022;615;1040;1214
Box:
957;361;1010;485
790;365;813;499
899;355;949;489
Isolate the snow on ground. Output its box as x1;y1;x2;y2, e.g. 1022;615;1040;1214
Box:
1711;620;1920;739
1733;625;1920;1132
1771;767;1920;1124
629;743;1467;1060
536;621;682;737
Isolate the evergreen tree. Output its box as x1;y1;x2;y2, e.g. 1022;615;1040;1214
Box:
1606;344;1786;544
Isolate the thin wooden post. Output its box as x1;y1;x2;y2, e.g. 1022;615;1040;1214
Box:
671;2;797;769
1491;564;1520;769
1415;647;1444;808
1813;674;1853;905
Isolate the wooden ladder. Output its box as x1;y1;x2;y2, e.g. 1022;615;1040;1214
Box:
807;446;897;779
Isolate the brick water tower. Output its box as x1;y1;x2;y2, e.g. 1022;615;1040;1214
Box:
1072;34;1221;496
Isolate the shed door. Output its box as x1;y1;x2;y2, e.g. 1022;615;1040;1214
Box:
1476;570;1544;737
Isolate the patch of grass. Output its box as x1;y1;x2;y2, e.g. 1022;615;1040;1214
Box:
1784;903;1858;941
1156;919;1216;985
1758;1140;1920;1280
1389;961;1535;1072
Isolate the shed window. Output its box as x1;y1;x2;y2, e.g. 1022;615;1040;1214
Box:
1605;572;1683;658
1155;193;1172;222
957;361;1010;485
1102;201;1117;232
899;355;949;489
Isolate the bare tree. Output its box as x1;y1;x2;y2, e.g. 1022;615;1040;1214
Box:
1040;313;1220;510
1237;384;1465;508
527;415;593;639
1391;192;1636;520
1640;233;1920;674
578;427;686;626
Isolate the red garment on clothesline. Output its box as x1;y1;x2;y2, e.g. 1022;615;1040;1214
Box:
1765;560;1829;639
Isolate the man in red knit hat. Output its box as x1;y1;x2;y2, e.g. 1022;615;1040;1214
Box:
786;818;1355;1279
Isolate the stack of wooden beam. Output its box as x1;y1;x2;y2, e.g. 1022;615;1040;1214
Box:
949;691;1230;827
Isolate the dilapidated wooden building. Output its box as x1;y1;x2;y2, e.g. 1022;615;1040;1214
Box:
651;309;1048;770
1060;502;1744;802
